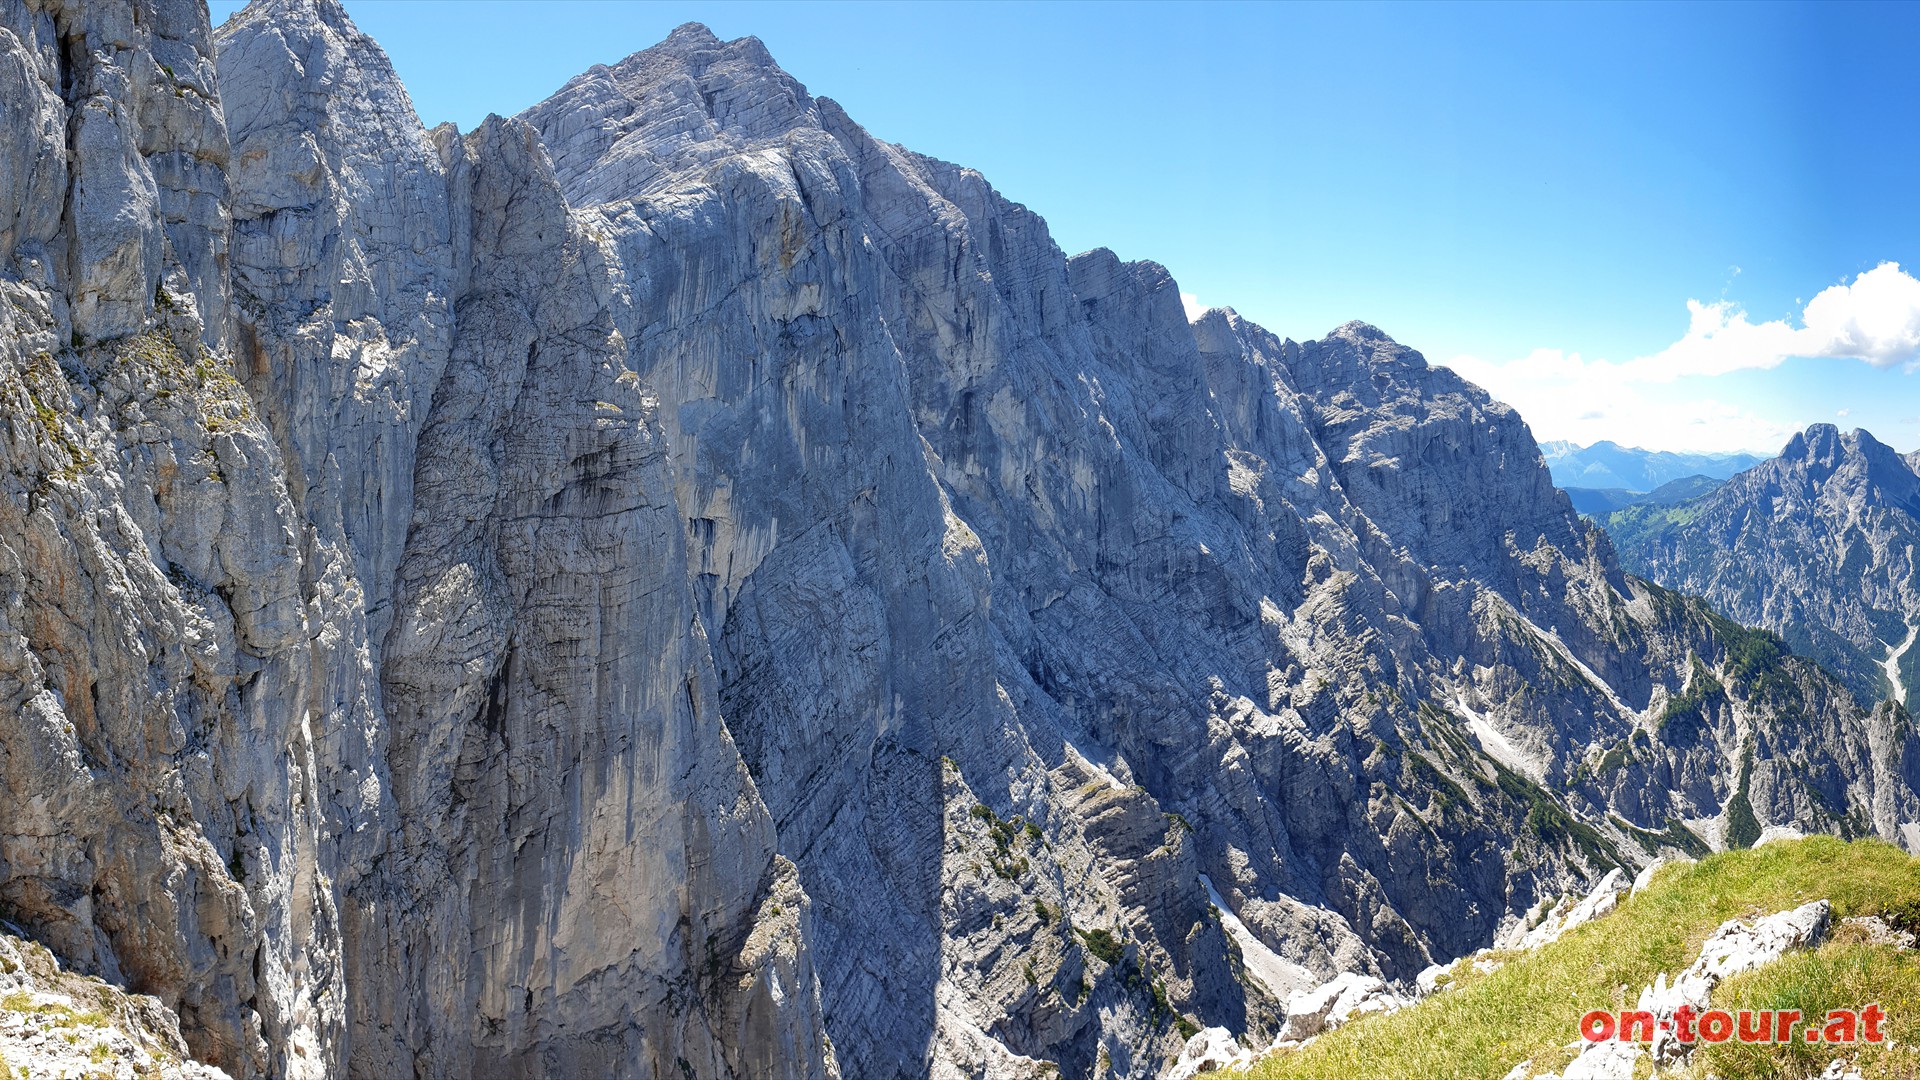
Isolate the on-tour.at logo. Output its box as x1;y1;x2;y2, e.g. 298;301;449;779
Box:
1580;1004;1887;1046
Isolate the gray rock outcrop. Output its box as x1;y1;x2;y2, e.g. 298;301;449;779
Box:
0;0;330;1074
1494;867;1628;952
0;926;233;1080
1277;972;1406;1042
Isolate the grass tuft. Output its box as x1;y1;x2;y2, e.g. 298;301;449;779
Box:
1703;943;1920;1079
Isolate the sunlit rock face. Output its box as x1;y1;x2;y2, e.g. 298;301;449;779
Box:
213;3;838;1076
0;3;1913;1078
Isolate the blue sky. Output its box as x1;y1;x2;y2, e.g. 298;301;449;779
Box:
209;0;1920;455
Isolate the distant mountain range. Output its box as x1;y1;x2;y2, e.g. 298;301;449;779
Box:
1540;440;1765;492
1598;424;1920;709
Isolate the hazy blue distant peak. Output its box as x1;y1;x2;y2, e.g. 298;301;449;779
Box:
1541;440;1763;492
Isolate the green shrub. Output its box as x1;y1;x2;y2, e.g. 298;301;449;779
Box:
1726;749;1761;850
1078;927;1123;965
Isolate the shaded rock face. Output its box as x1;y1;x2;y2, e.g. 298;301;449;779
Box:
212;5;838;1078
0;5;1917;1080
1605;423;1920;712
358;116;832;1080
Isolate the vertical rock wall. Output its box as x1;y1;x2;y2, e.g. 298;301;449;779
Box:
1;1;837;1078
0;0;340;1075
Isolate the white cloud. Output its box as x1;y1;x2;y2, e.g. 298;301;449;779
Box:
1180;292;1208;322
1443;349;1794;454
1838;408;1852;418
1623;262;1920;381
1436;263;1920;454
1804;262;1920;365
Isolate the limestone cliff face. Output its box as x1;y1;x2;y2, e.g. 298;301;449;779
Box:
0;0;330;1075
2;4;1919;1080
363;113;832;1080
0;0;834;1078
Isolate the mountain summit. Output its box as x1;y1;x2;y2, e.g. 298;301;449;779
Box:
1605;424;1920;709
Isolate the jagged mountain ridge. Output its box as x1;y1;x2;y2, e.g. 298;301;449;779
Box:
0;3;1914;1079
1604;423;1920;713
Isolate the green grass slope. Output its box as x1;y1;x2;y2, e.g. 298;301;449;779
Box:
1225;838;1920;1080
